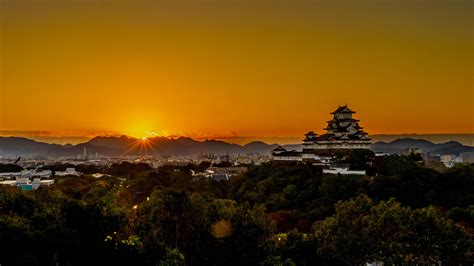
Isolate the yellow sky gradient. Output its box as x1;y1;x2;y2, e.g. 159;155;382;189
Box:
1;0;473;140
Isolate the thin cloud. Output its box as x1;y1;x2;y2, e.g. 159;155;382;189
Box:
0;130;52;136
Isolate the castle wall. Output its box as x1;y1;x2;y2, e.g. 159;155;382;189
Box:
273;155;302;161
308;143;371;149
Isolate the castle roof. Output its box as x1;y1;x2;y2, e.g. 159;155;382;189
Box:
316;133;371;141
331;105;355;114
327;118;360;123
273;145;287;152
272;150;301;156
324;124;364;131
303;131;318;141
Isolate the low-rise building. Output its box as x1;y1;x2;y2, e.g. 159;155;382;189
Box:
211;174;229;182
323;166;366;176
1;169;53;179
92;173;111;178
462;152;474;164
440;154;462;168
55;168;82;176
203;166;247;181
401;147;422;156
0;177;55;191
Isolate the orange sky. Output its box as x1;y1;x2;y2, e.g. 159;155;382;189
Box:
0;0;473;140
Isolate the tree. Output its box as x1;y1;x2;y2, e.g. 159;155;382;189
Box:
278;230;322;266
0;163;23;173
434;164;474;208
346;149;375;170
409;207;473;264
225;206;276;265
260;256;296;266
313;195;473;264
313;195;374;264
137;189;216;265
109;162;153;178
372;155;418;177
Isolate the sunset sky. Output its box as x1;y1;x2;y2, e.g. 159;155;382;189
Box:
0;0;473;142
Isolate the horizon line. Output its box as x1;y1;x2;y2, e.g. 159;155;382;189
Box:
2;133;474;146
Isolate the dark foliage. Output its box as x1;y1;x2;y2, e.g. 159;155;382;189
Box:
0;159;473;265
0;163;23;173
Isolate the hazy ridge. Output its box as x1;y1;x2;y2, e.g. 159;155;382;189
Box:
1;135;473;157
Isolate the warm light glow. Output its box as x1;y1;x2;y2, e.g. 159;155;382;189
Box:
1;1;473;137
125;133;156;155
121;118;161;139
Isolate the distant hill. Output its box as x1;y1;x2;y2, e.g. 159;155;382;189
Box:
1;136;472;157
370;138;474;155
87;135;137;149
0;136;278;157
0;137;121;157
0;137;63;156
370;134;474;146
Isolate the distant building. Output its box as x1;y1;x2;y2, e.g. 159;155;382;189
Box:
211;174;229;182
34;170;53;178
0;180;17;186
462;152;474;164
0;177;54;191
323;166;366;175
272;147;303;162
92;173;111;178
203;166;247;181
55;168;82;176
272;105;371;165
423;153;441;162
0;172;16;179
440;154;462;168
401;147;422;156
0;169;52;179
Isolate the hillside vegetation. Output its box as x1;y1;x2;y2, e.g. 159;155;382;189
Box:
1;156;473;265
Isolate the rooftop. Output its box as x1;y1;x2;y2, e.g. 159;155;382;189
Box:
327;118;360;123
331;105;355;114
273;146;287;152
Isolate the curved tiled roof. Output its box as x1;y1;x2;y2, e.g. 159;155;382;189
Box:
315;133;371;141
330;105;355;114
272;150;301;156
273;146;287;152
327;118;360;123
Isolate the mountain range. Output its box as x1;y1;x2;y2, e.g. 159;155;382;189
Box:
370;138;474;155
0;136;473;157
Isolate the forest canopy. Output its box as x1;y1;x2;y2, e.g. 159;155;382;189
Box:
0;156;473;265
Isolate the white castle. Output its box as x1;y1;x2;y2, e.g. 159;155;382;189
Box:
272;105;371;165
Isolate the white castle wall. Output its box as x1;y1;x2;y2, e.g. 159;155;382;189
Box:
323;167;366;175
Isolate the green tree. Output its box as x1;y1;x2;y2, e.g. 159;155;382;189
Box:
313;195;473;264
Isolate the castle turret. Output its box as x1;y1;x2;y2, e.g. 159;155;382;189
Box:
316;105;371;148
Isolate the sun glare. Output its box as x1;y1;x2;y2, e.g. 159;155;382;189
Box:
125;133;156;156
